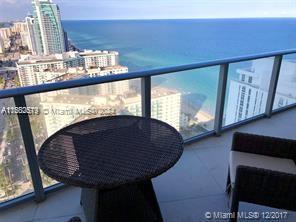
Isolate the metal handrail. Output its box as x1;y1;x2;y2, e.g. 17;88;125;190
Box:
0;48;296;99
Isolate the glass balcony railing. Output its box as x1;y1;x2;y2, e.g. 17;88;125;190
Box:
0;49;295;208
272;54;296;110
25;79;142;188
223;57;274;127
151;67;219;140
0;98;33;203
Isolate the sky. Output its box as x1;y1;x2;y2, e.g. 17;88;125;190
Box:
0;0;296;22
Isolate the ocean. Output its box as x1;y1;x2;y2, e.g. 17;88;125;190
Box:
62;19;296;114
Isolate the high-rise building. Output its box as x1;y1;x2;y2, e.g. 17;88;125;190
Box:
41;94;95;136
48;65;129;96
88;66;129;95
225;58;296;125
25;16;38;54
16;50;125;87
80;50;119;68
16;51;84;86
35;67;86;85
40;87;183;136
20;32;31;49
31;0;66;55
0;22;31;51
63;30;70;52
124;88;183;130
11;22;27;33
0;36;4;54
0;28;12;40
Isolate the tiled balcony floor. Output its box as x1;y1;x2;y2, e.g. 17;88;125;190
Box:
1;108;296;222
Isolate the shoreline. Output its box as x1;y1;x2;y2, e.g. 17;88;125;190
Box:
195;109;214;123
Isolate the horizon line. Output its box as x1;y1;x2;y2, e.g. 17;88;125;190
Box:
2;16;296;23
62;16;296;21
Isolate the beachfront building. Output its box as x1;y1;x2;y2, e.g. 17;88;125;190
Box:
80;50;119;68
35;67;86;85
16;50;124;87
31;0;66;55
41;87;182;136
225;58;296;125
87;66;129;95
87;65;128;77
40;92;123;136
42;65;129;96
41;94;95;136
16;52;84;86
124;87;183;131
25;16;38;54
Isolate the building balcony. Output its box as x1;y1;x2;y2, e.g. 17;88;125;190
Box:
0;108;295;222
0;49;296;221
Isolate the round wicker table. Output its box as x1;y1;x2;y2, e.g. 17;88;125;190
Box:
38;116;184;222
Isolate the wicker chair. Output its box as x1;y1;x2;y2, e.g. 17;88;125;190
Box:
226;132;296;222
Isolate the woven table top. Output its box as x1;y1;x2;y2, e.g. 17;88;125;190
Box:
38;116;184;189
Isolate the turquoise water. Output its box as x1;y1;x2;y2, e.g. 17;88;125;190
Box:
63;19;296;113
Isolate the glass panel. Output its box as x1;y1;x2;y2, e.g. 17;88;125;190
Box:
0;98;33;203
272;54;296;110
223;57;274;126
26;79;141;187
151;67;219;140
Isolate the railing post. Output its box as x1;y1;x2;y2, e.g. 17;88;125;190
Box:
214;64;229;136
13;95;45;202
141;76;151;118
265;55;283;118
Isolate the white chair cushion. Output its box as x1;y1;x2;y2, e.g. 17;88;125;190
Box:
229;151;296;187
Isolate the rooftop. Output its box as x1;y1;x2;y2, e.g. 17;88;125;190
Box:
41;94;96;105
151;87;180;97
79;50;119;57
1;108;295;222
87;65;128;73
17;52;81;65
100;65;128;71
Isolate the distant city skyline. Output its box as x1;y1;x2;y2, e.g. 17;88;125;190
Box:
1;0;296;22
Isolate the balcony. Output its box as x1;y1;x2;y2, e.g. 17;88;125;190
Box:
0;108;295;222
0;49;296;221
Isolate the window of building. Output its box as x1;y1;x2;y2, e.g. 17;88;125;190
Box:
241;74;245;82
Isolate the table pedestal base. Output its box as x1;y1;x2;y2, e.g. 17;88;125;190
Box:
81;180;163;222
